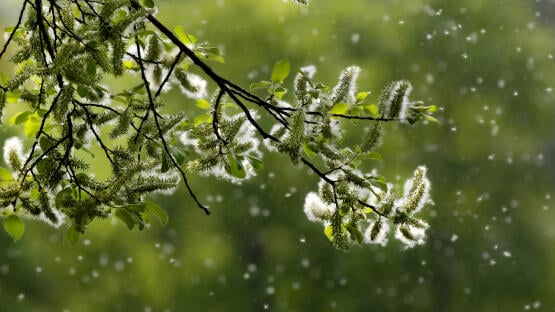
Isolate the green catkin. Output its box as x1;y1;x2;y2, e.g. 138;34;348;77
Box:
370;217;382;241
380;193;396;216
111;38;125;75
331;210;349;249
330;66;360;104
399;224;415;241
146;35;161;61
55;85;74;122
278;110;305;163
360;122;383;152
0;90;5;121
387;81;410;119
39;190;58;223
294;72;310;104
403;167;428;214
377;82;395;117
175;68;197;93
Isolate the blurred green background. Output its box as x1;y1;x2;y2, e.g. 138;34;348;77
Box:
1;0;555;311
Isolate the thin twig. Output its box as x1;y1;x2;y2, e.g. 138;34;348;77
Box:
134;34;210;215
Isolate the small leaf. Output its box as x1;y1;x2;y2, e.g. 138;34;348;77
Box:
324;225;334;241
195;99;210;109
227;153;246;179
86;59;97;75
201;47;223;58
24;116;41;138
145;201;168;225
330;102;349;115
193;113;212;126
362;151;382;161
424;114;441;124
368;175;388;193
115;208;136;230
355;91;370;103
4;26;15;33
143;0;155;8
362;104;379;117
76;85;89;98
3;215;24;241
174;25;197;45
122;60;136;69
65;224;81;245
10;111;31;125
204;53;225;63
362;208;374;214
6;91;20;103
250;81;272;91
246;155;264;170
160;153;170;173
0;167;14;185
271;59;291;83
303;143;317;159
55;187;73;209
126;203;146;213
273;86;287;100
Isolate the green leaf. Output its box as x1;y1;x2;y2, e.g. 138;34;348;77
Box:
174;25;197;45
0;167;14;185
246;155;264;170
362;104;379;117
324;225;334;241
122;60;136;69
143;0;155;8
199;47;225;63
73;6;82;18
273;86;287;100
271;59;291;83
362;208;374;214
55;187;73;209
195;99;210;109
193;113;212;126
24;116;41;138
4;26;15;33
76;85;89;98
227;153;246;179
361;151;382;161
115;208;136;230
160;152;170;173
250;81;272;91
37;108;48;118
3;215;24;241
65;224;81;245
145;201;168;225
10;111;31;125
86;59;97;76
330;102;349;115
303;142;317;159
126;203;146;213
368;175;388;193
170;147;186;164
424;114;441;124
355;91;370;103
6;91;20;104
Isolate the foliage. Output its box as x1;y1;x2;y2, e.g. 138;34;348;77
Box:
0;0;436;248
